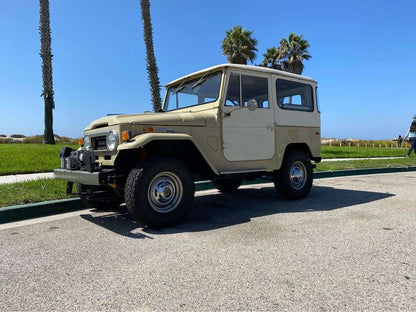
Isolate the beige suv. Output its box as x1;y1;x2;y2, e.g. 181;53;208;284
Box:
55;64;321;228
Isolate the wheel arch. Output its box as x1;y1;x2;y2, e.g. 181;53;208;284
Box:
274;145;314;199
279;143;315;169
116;135;218;180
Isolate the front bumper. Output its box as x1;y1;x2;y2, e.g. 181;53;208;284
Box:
54;146;114;187
53;169;102;186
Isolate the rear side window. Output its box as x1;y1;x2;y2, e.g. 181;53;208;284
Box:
276;79;314;112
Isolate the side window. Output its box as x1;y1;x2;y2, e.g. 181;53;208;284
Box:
225;73;269;108
276;79;314;112
225;74;240;106
241;75;268;108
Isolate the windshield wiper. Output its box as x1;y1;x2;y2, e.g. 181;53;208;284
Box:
174;85;185;93
173;79;187;93
191;73;210;89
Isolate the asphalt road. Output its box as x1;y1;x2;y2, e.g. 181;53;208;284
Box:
1;172;415;311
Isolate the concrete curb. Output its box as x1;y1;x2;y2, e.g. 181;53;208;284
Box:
1;166;416;224
0;198;88;224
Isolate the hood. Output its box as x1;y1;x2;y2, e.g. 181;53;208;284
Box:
85;112;206;130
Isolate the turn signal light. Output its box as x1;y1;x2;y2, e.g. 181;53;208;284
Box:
122;130;131;142
78;138;83;146
144;127;154;133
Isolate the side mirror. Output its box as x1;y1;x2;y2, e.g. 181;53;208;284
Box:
247;99;258;111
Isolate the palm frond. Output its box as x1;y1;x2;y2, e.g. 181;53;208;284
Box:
222;25;258;64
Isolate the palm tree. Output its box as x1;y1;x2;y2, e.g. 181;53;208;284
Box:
39;0;55;144
261;47;281;70
140;0;162;112
277;32;311;74
222;26;258;64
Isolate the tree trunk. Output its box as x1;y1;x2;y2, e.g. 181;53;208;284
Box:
140;0;162;112
39;0;55;144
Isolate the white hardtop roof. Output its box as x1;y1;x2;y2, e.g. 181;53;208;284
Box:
165;64;316;87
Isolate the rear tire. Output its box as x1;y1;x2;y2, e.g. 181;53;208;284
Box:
211;177;242;192
125;158;195;228
274;151;313;200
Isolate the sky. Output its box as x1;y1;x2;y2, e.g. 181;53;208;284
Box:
1;0;415;140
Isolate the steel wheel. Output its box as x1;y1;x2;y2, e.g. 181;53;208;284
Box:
148;172;183;213
125;158;195;228
289;161;307;191
274;150;313;200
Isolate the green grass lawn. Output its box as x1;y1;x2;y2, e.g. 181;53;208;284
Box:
0;143;78;175
316;157;416;171
0;179;72;207
321;146;409;158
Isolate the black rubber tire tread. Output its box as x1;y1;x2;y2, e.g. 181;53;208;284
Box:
124;158;195;229
211;177;243;192
76;183;123;209
274;150;313;200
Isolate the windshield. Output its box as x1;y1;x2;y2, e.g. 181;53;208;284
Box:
164;71;222;111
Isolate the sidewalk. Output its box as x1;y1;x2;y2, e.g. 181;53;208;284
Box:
0;172;54;185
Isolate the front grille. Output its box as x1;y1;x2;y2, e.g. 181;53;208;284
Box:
93;136;107;150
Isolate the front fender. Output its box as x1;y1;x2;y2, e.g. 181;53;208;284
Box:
117;133;219;175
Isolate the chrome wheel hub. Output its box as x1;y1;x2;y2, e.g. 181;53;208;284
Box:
290;161;307;190
148;172;183;213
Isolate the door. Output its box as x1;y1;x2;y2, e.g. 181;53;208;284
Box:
222;72;275;161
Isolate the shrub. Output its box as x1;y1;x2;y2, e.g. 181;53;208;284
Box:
22;135;44;144
57;136;78;144
22;135;78;144
10;134;26;138
0;134;78;144
0;137;11;143
321;138;400;147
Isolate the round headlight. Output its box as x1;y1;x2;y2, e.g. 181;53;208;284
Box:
83;135;91;149
107;130;118;151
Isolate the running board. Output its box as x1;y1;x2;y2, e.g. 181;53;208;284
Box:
218;168;269;175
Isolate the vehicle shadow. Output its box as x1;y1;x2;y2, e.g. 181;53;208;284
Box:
80;185;394;238
80;207;153;239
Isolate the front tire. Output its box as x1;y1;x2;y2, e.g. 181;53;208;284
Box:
125;158;195;228
274;151;313;200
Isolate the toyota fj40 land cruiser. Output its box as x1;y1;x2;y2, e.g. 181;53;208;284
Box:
54;64;321;228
